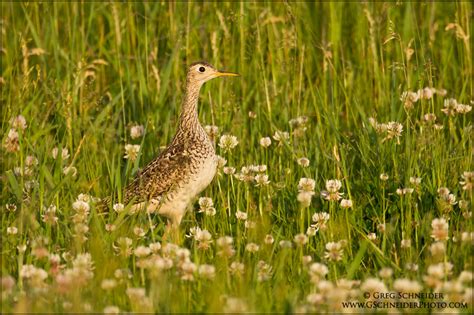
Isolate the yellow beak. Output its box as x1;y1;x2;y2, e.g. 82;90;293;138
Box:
215;70;240;77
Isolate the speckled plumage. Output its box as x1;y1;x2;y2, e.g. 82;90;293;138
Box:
101;62;237;227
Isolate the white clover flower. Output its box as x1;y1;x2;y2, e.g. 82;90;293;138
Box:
418;87;435;100
377;223;386;233
235;210;248;221
306;226;317;236
101;279;117;290
293;233;308;246
223;166;235;175
455;103;472;114
298;178;316;192
256;165;267;172
442;98;458;116
224;297;248;313
279;240;292;249
311;212;330;231
409;177;422;186
423;113;437;123
400;239;411;248
254;174;270;186
148;242;161;254
324;241;343;261
20;265;48;286
198;264;216;280
113;203;125;213
361;278;387;294
216;236;235;258
52;147;70;160
378;267;393;279
133;226;146;237
460;171;473;191
297;191;313;208
297;157;310;167
321;179;343;201
105;224;116;232
458;271;473;284
256;260;272;282
264;234;274;245
126;287;146;300
302;255;312;265
385;122;403;143
216;155;227;168
6;204;17;212
25;155;38;167
393;278;422;293
4;129;20;152
180;261;197;281
42;204;58;224
130;125;145;139
272;130;289;144
7;226;18;235
63;165;77;177
340;199;353;209
259;137;272;148
431;218;449;241
400;91;420;108
72;200;90;215
306;293;323;305
198;197;216;216
194;229;212;243
309;262;329;278
10;115;27;130
1;275;15;297
326;179;342;193
396;188;414;195
124;144;140;161
103;306;120;314
134;246;151;258
229;262;245;276
218;134;239;152
429;242;445;257
244;220;256;229
245;243;260;253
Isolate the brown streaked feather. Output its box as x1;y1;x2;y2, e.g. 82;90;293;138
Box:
97;140;192;212
122;140;192;205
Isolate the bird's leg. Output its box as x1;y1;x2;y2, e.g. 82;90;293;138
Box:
161;220;173;242
161;215;183;244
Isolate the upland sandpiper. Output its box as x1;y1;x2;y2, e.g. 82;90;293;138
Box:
101;62;238;231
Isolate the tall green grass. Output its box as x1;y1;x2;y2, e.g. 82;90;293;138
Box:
1;2;472;313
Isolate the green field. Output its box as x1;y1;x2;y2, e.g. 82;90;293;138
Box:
1;2;472;313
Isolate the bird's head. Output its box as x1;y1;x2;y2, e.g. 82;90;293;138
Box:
187;61;239;86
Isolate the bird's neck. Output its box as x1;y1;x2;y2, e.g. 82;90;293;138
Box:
178;82;202;131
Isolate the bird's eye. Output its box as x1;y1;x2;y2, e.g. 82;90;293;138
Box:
198;66;206;73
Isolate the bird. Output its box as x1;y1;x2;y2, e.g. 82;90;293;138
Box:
100;61;238;235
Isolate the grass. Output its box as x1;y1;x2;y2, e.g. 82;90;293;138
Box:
1;2;472;313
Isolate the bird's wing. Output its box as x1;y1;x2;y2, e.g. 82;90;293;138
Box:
123;141;191;205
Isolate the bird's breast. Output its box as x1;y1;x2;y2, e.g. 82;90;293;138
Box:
188;154;218;193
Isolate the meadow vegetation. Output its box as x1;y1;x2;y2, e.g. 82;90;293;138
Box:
1;2;473;313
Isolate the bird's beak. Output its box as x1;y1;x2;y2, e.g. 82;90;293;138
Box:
215;70;240;77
